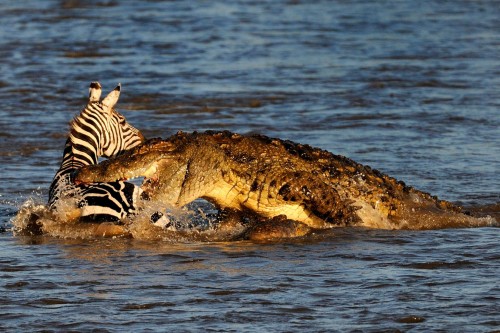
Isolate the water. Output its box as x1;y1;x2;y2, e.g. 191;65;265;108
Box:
0;0;499;331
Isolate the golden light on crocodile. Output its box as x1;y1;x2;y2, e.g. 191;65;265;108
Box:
75;130;485;235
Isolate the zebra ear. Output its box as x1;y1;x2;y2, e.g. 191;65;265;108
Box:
101;83;121;111
88;82;102;102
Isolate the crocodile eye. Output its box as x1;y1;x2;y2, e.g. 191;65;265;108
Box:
278;184;291;199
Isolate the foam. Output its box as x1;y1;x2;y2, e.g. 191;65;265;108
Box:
11;197;498;241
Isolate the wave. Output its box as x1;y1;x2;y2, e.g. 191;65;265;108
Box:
11;198;498;242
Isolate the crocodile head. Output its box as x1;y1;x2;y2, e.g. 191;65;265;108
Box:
75;138;187;204
75;134;226;207
76;138;166;180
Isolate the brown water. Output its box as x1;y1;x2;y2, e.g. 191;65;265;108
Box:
0;1;499;331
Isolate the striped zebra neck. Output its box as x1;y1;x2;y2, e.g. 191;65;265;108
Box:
48;105;114;206
61;134;99;171
48;137;101;207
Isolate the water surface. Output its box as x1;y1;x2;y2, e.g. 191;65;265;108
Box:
0;1;498;331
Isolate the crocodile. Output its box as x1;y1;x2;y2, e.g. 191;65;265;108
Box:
74;130;488;236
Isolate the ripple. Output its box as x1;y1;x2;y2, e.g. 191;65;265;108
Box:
395;315;426;324
121;302;175;311
401;260;479;270
4;281;29;289
28;298;73;306
208;290;236;296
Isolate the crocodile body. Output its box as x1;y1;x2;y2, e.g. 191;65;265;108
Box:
74;130;476;232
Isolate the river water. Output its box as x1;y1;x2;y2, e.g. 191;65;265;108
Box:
0;1;499;331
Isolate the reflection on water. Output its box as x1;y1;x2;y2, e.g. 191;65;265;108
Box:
0;0;499;331
3;227;499;331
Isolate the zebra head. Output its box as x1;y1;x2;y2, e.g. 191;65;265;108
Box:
69;82;146;163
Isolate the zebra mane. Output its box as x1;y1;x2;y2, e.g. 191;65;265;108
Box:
68;104;113;146
68;113;87;142
68;115;81;139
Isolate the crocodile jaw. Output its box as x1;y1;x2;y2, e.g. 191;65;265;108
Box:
75;159;162;184
75;138;179;184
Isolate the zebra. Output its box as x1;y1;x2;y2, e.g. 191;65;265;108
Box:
48;82;162;223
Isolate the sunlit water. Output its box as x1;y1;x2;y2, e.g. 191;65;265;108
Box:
0;1;498;331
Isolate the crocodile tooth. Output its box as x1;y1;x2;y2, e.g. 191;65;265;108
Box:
143;163;158;178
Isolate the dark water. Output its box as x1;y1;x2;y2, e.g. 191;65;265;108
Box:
1;0;499;331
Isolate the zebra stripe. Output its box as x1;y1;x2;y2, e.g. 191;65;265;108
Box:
48;82;147;222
